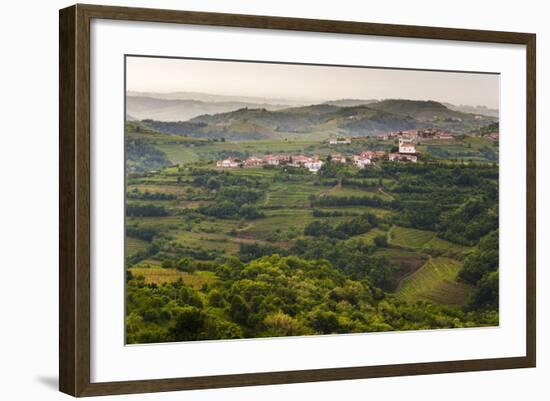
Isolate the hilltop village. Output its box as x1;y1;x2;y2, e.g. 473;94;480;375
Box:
216;127;499;173
217;133;422;173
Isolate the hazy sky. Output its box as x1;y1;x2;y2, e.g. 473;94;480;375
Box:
126;56;500;109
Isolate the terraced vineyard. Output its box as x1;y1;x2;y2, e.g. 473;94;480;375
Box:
396;257;473;305
125;237;150;256
389;226;473;255
390;226;435;248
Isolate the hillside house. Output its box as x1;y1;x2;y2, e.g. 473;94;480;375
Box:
243;157;264;167
289;155;314;167
418;129;436;139
435;132;454;140
359;151;376;160
262;154;290;166
329;137;352;145
386;139;419;163
217;157;241;168
398;138;416;154
330;154;347;164
389;153;418;163
304;159;324;173
400;130;419;140
354;156;372;169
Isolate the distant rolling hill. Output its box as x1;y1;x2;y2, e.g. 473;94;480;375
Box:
442;103;499;118
140;104;417;140
126;96;292;122
127;91;309;106
323;98;379;107
138;99;497;141
368;99;465;121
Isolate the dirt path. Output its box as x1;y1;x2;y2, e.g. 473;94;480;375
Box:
386;225;394;244
378;187;393;199
231;235;292;249
235;222;254;232
263;192;271;206
324;180;342;195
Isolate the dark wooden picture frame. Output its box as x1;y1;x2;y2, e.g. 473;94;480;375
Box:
59;3;536;397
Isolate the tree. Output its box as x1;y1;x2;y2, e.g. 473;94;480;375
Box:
161;259;175;268
263;312;308;336
459;230;498;285
228;295;248;325
176;257;193;272
207;290;225;307
239;204;264;219
309;310;340;334
467;271;498;311
170;307;207;341
373;234;388;248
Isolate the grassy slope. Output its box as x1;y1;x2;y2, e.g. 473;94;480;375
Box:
125;237;150;256
390;226;435;248
396;257;473;306
129;266;218;289
355;227;388;244
389;225;472;254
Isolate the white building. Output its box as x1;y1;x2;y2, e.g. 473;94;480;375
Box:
304;160;324;173
217;157;241;168
288;155;313;167
354;157;372;169
389;153;417;163
330;154;347;164
398;138;416;154
329;137;352;145
436;132;454;140
263;154;290;166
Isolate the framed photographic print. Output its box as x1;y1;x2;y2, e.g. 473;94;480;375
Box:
59;4;536;397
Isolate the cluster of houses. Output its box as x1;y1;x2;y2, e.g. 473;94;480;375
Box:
328;130;463;145
330;138;419;164
217;154;324;172
216;138;419;173
381;129;454;141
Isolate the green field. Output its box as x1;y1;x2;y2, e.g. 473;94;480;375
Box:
355;227;388;244
129;266;218;289
374;247;428;288
239;209;316;240
390;226;436;248
266;182;324;208
125;237;150;256
326;185;394;201
172;231;241;254
388;226;472;256
424;236;472;253
396;257;473;305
